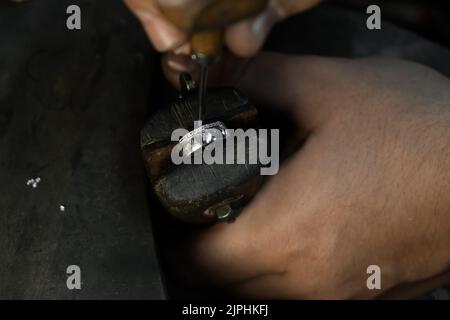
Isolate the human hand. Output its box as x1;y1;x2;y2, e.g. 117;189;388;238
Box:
183;53;450;299
124;0;320;75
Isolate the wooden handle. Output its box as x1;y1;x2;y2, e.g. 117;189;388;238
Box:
191;30;223;59
158;0;268;60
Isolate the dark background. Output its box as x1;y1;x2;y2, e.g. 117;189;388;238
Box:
336;0;450;48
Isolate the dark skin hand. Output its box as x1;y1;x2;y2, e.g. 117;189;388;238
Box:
166;53;450;299
124;0;321;75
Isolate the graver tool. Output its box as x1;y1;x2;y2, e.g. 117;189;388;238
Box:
141;1;270;224
158;0;269;120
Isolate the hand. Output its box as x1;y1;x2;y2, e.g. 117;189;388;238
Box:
124;0;320;75
184;53;450;299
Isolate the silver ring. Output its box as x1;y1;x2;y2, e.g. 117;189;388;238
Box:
178;121;229;158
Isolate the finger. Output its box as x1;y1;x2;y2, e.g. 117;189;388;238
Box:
185;54;344;286
162;52;200;90
231;53;357;131
190;207;286;286
225;6;283;57
162;51;198;78
189;149;313;286
164;52;355;132
225;0;322;57
124;0;187;52
273;0;323;17
173;42;191;55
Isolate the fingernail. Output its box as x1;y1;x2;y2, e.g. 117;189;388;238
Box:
135;9;185;52
174;43;192;55
166;52;197;73
250;6;282;42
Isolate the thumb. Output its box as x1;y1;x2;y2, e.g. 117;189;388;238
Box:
188;54;353;287
163;52;350;131
227;53;349;132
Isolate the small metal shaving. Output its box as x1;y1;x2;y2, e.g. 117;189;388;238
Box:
26;177;41;189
